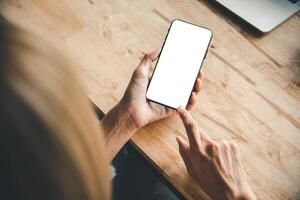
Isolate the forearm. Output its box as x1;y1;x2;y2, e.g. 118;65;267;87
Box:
100;101;137;161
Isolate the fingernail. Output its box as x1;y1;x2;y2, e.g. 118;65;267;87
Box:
176;135;182;142
178;106;185;111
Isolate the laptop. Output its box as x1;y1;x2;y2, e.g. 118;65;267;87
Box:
214;0;300;32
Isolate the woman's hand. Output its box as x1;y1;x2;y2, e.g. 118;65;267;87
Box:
120;50;204;130
176;108;256;200
100;50;203;160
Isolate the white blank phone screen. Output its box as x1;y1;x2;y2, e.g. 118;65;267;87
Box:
146;20;212;109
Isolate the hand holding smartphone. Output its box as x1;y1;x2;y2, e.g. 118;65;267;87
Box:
146;19;212;109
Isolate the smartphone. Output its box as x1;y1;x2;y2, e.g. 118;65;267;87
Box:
146;19;212;109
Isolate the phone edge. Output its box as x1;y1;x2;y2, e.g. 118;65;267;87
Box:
146;19;213;110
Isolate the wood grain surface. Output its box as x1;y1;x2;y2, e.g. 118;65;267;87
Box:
1;0;299;199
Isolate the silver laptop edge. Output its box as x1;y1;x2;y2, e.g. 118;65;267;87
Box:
215;0;300;32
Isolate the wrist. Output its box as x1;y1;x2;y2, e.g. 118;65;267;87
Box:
118;96;147;131
101;101;138;138
100;101;139;160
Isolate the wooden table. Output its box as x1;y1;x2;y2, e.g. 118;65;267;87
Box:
1;1;299;199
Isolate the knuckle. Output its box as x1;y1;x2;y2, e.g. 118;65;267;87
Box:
200;153;211;162
205;141;219;157
190;145;200;154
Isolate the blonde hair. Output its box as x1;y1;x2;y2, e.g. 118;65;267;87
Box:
0;22;111;200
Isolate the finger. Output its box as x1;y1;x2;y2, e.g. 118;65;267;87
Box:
230;142;241;162
186;92;197;111
176;136;193;172
149;49;160;61
135;54;152;78
229;142;245;178
165;106;177;116
176;136;190;155
145;52;157;78
198;70;204;80
194;78;201;94
178;108;201;148
219;141;230;168
226;142;234;169
138;52;146;61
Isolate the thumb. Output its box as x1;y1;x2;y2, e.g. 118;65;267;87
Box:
176;136;192;169
149;49;160;61
136;54;152;78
